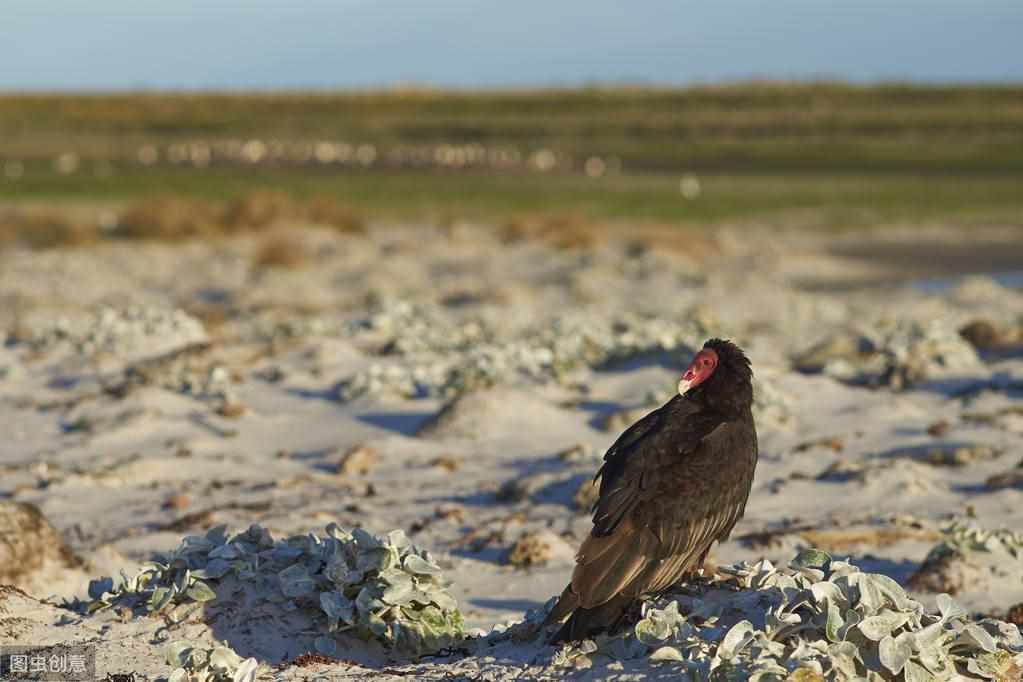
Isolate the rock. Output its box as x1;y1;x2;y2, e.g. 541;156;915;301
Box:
907;554;978;595
336;445;377;476
216;402;247;419
496;478;533;503
556;443;594;463
572;478;600;512
926;419;951;437
959;319;1005;350
923;444;999;467
162;493;191;510
986;469;1023;490
505;530;574;568
792;334;870;373
0;501;81;593
600;406;649;433
428;455;462;472
1006;603;1023;627
793;437;845;453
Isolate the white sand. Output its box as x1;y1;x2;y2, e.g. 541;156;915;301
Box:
1;222;1022;679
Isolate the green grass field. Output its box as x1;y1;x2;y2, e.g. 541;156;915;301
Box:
2;84;1022;229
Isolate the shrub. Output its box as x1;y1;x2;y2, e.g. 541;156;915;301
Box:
117;196;219;241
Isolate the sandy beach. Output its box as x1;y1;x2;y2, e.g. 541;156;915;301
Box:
2;221;1022;680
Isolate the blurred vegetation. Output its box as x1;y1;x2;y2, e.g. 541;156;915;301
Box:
0;192;366;249
1;83;1022;242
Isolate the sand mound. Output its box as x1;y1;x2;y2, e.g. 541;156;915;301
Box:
416;388;579;441
0;501;82;596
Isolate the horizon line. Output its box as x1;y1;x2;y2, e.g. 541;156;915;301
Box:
3;77;1023;97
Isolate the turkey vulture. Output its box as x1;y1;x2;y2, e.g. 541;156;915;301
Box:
545;338;758;642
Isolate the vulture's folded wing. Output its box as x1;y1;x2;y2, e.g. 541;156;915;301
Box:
591;396;723;537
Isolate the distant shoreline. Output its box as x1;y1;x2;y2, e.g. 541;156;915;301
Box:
3;80;1023;96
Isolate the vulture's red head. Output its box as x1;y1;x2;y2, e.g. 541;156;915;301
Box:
678;338;754;413
678;347;718;395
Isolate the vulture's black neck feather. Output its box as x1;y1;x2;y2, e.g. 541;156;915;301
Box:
685;338;754;420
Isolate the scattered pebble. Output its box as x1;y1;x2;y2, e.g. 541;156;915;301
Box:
429;455;462;472
556;443;594;463
162;494;191;510
216;402;247;419
496;478;533;504
793;436;845;453
924;444;999;467
335;444;378;476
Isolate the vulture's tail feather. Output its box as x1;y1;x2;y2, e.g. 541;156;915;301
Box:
548;593;633;644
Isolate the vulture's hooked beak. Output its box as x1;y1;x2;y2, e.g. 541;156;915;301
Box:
678;370;697;396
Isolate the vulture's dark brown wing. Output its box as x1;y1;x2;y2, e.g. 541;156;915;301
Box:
591;395;725;537
569;400;757;611
638;438;755;596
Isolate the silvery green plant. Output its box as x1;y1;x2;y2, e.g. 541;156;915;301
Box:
337;307;712;400
924;518;1023;564
307;525;464;657
17;305;207;358
344;301;492;356
241;311;347;342
751;373;794;428
85;525;228;614
84;523;463;657
548;549;1022;681
814;319;979;389
871;319;980;388
164;642;258;682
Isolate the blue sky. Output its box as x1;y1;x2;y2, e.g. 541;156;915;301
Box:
2;1;1021;90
